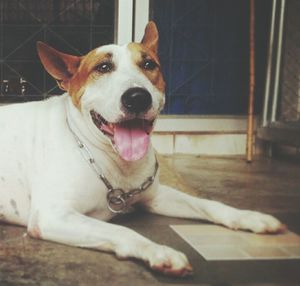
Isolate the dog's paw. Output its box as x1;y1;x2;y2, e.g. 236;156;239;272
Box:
145;244;193;277
228;210;287;234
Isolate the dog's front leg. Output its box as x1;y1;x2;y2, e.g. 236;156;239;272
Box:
142;184;286;234
28;206;192;276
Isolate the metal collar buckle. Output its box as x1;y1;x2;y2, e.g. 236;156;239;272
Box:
107;189;127;213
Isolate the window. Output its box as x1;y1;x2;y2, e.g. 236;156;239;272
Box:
1;0;271;116
0;0;115;102
151;0;271;115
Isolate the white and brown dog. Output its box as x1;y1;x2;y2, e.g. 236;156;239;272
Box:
0;22;285;276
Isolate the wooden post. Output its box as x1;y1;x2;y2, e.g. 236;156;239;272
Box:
246;0;255;163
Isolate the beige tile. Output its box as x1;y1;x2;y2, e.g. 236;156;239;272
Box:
174;134;246;155
171;224;234;235
151;134;173;154
243;246;291;258
185;234;248;246
242;231;300;246
282;246;300;257
171;224;300;260
193;245;250;260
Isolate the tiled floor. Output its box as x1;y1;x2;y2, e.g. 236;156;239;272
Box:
1;154;300;286
171;225;300;260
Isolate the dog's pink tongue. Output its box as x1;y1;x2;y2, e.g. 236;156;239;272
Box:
114;122;150;161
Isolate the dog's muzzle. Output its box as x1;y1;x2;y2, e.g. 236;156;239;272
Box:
121;87;152;114
90;88;155;162
90;110;154;162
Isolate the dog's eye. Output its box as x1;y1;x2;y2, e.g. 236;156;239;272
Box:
95;62;114;73
143;59;157;71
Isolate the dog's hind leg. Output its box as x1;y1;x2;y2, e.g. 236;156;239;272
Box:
27;205;193;277
141;184;286;234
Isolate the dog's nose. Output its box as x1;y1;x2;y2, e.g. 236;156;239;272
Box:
121;88;152;114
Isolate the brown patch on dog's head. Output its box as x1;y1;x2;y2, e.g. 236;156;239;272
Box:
128;21;165;93
37;42;114;107
37;21;164;108
68;50;114;107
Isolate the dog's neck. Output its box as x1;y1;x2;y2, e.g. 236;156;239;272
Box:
64;94;156;177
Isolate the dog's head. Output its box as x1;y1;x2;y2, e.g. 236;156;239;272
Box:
37;22;165;162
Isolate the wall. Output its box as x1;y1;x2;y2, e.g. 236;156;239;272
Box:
152;116;256;155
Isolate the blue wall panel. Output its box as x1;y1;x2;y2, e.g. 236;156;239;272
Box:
151;0;271;115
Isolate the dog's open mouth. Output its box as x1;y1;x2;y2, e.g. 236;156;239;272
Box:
90;110;154;161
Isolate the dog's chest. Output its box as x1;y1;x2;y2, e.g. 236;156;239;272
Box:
60;151;149;216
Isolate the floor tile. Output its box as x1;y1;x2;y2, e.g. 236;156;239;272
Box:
171;224;300;260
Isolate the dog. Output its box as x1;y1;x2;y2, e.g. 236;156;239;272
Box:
0;22;285;277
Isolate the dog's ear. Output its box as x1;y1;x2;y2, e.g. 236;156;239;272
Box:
141;21;159;54
37;42;81;91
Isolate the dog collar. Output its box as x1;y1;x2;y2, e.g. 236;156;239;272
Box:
66;118;159;214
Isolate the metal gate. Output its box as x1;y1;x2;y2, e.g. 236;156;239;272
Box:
258;0;300;149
